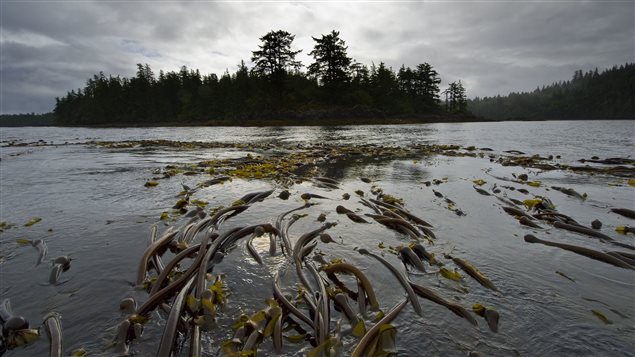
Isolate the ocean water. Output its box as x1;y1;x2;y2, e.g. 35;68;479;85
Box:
0;120;633;356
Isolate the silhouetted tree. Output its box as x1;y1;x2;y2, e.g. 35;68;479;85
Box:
348;62;373;106
414;63;441;111
308;30;352;103
251;30;302;108
370;63;399;113
445;81;467;113
251;30;302;76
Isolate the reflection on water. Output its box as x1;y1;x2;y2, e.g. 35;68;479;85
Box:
0;120;633;356
2;120;632;161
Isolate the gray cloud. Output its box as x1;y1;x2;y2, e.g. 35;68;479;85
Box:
1;0;632;113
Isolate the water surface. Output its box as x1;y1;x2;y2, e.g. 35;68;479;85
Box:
0;120;633;356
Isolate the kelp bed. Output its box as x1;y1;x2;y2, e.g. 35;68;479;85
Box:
1;139;634;356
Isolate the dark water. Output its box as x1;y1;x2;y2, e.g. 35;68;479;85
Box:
0;120;633;356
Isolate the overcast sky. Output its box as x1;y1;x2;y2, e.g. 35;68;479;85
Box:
1;0;633;114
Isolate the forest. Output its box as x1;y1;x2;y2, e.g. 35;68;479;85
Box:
52;30;469;126
468;63;635;120
6;31;632;126
0;113;55;127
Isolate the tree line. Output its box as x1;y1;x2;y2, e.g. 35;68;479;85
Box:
468;63;635;120
53;30;468;125
0;113;55;127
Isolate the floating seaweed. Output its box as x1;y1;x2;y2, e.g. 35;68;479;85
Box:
6;138;635;356
24;217;42;227
524;234;633;269
472;303;500;332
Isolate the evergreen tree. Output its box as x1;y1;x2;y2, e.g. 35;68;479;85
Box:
397;66;416;95
251;30;302;77
308;30;352;102
370;63;399;113
445;81;467;113
414;63;441;111
397;63;442;113
251;30;302;108
348;62;373;106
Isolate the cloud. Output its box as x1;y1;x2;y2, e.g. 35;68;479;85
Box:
1;0;632;113
0;29;68;48
120;40;162;59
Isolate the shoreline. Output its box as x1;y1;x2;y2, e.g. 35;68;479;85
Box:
54;115;495;128
1;116;631;128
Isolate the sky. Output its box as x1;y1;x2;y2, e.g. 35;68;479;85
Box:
0;0;633;114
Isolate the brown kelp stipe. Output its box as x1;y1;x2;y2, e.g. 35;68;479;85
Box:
306;263;330;345
520;216;542;229
358;249;423;317
137;233;213;317
291;222;336;313
150;240;208;295
246;226;266;265
43;312;63;357
553;221;613;241
276;203;311;254
272;270;313;327
524;234;633;269
137;227;178;285
411;243;439;266
473;304;500;333
156;277;195;357
408;281;477;326
322;263;380;311
606;252;635;266
367;215;422;240
611;208;635;219
502;206;535;221
399;246;427;273
448;256;499;292
350;298;408;357
239;189;275;205
369;198;434;228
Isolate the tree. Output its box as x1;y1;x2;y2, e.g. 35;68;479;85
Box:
251;30;302;108
396;63;441;113
350;62;370;88
444;81;467;113
414;63;441;110
308;30;352;89
370;62;399;113
348;62;373;106
397;65;416;96
251;30;302;78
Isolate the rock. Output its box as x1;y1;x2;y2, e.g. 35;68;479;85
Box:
278;190;290;200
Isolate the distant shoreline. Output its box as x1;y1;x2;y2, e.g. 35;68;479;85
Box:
59;114;494;128
1;112;485;127
0;115;631;128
